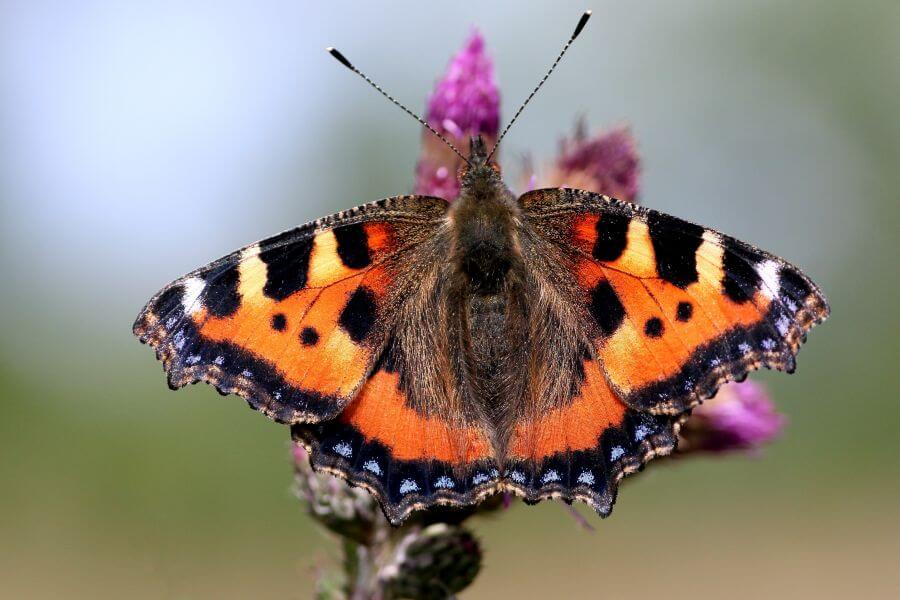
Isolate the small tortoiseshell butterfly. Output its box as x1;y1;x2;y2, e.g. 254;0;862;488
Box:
134;12;828;525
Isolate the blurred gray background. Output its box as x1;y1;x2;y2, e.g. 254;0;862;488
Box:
1;1;898;597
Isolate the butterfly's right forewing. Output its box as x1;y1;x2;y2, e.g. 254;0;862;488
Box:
134;195;449;424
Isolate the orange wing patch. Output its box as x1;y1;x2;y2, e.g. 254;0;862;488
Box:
187;222;396;401
597;267;772;396
195;275;375;398
341;366;492;463
291;338;501;526
509;359;626;460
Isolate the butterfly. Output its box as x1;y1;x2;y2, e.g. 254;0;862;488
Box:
133;12;828;525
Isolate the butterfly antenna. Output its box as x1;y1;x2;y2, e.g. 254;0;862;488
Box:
486;10;592;162
326;47;471;165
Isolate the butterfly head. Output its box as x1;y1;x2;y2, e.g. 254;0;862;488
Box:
459;135;502;189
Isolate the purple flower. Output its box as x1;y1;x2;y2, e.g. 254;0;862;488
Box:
425;30;500;140
414;161;462;201
414;30;500;199
543;121;641;202
679;381;787;455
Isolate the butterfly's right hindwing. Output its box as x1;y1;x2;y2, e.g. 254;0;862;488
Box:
133;195;449;424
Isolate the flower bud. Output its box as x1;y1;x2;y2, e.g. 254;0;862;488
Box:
545;122;641;202
292;444;377;544
380;523;482;600
679;381;787;455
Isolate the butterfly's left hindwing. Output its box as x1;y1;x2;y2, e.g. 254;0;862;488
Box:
503;357;681;516
133;195;448;424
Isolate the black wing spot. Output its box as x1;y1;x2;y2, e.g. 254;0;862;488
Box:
644;317;664;338
338;287;378;343
589;281;625;338
779;267;813;303
676;301;693;322
259;230;314;301
721;238;764;304
271;313;287;331
592;212;629;262
153;284;185;319
647;212;704;288
333;223;372;269
300;326;320;346
204;264;241;318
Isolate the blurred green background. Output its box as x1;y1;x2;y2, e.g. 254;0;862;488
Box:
2;1;898;598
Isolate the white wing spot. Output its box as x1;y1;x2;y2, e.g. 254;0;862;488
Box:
762;338;777;351
434;476;455;489
332;442;353;458
540;469;562;485
634;424;651;441
181;277;206;315
710;357;722;368
399;479;419;494
738;342;752;354
490;468;500;478
173;331;186;350
509;470;526;484
332;442;352;458
756;260;782;300
214;355;225;365
186;354;201;365
241;369;253;378
472;472;490;485
577;471;595;486
363;460;382;476
776;316;791;336
165;316;178;329
610;446;625;461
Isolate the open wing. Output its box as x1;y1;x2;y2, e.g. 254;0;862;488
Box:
134;195;448;424
519;188;828;414
500;187;828;516
136;195;504;523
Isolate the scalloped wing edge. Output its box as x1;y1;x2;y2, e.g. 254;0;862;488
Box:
291;415;683;526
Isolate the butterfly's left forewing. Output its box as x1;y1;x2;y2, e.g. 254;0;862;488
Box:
520;188;829;415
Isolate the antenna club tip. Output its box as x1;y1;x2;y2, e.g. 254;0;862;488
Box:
326;47;354;70
573;10;592;39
